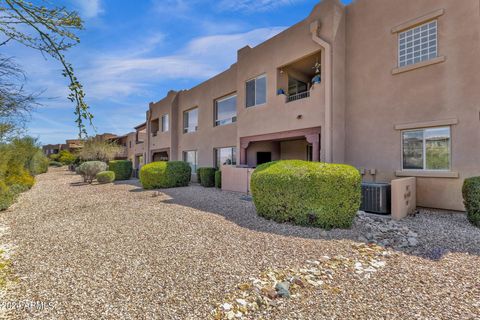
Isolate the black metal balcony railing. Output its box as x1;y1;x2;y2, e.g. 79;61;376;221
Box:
286;91;310;103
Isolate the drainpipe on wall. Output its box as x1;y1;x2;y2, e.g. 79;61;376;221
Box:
310;20;333;163
146;103;153;163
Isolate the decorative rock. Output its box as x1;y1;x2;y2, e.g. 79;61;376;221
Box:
221;303;233;311
261;287;278;300
235;299;247;307
408;237;419;247
275;282;291;298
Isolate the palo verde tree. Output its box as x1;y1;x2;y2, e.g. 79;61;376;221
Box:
0;0;93;138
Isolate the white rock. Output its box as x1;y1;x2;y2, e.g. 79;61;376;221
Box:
222;303;232;311
235;299;247;307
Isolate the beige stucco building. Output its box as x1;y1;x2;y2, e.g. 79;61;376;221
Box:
140;0;479;211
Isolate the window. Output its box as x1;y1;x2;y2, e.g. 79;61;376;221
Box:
129;141;132;148
215;95;237;126
183;108;198;133
246;74;266;107
161;114;169;132
214;147;236;168
402;127;450;170
398;20;437;68
183;150;198;171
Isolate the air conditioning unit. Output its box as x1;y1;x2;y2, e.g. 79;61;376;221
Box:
360;182;391;214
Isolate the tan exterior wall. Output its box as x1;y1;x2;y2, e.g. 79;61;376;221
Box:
175;66;238;168
139;0;479;211
345;0;480;210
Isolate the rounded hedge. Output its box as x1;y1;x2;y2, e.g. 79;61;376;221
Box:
108;160;133;180
250;160;361;229
215;170;221;189
462;177;480;227
139;161;191;189
49;161;63;167
96;171;115;184
198;167;216;187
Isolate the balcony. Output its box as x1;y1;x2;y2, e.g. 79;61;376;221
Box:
286;91;310;103
277;50;321;104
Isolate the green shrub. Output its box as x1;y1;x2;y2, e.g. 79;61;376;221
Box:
0;182;15;211
29;150;49;175
250;160;361;229
198;167;216;187
462;177;480;227
5;166;35;190
77;161;108;184
58;150;77;165
48;153;60;161
49;161;63;167
215;170;221;189
108;160;132;180
96;171;115;184
196;168;201;184
139;161;191;189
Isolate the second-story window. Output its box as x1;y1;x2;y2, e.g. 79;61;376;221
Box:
161;114;169;132
215;94;237;126
246;74;266;108
183;108;198;133
399;20;437;68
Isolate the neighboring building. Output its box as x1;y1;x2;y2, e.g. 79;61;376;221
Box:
42;144;68;156
142;0;480;211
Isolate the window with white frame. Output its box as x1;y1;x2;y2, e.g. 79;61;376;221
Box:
183;108;198;133
214;147;236;168
183;150;198;171
246;75;266;107
398;20;437;68
161;114;169;132
402;127;450;171
215;94;237;126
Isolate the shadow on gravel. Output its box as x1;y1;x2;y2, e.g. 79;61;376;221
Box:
151;185;480;260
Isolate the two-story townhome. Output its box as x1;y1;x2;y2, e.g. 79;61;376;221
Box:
143;0;480;211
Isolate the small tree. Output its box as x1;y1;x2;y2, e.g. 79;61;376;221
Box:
78;140;122;163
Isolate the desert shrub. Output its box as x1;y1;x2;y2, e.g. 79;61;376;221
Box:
198;167;215;187
49;161;63;167
215;170;221;189
0;182;14;211
462;177;480;227
78;139;122;162
29;150;49;175
96;171;115;184
108;160;132;180
57;150;76;165
48;153;60;161
77;161;108;184
140;161;191;189
250;160;361;229
5;166;35;190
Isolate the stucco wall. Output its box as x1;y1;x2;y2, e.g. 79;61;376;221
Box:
345;0;480;210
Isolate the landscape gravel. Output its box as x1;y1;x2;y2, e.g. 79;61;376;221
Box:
0;168;478;319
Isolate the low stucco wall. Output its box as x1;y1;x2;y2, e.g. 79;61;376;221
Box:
391;177;416;220
221;166;254;194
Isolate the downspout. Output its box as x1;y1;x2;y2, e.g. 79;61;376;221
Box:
310;21;333;163
146;103;153;163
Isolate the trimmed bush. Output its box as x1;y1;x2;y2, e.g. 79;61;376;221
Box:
215;170;221;189
139;161;191;189
77;161;108;184
108;160;132;180
196;168;201;184
250;160;361;229
198;167;216;187
462;177;480;227
96;171;115;184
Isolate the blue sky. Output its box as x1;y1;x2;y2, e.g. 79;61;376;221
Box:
4;0;351;144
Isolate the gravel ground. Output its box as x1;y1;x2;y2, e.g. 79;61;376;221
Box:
0;167;478;319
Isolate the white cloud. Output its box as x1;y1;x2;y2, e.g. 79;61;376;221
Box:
81;26;286;100
72;0;103;18
217;0;304;12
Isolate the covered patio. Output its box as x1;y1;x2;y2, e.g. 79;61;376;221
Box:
239;127;321;167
